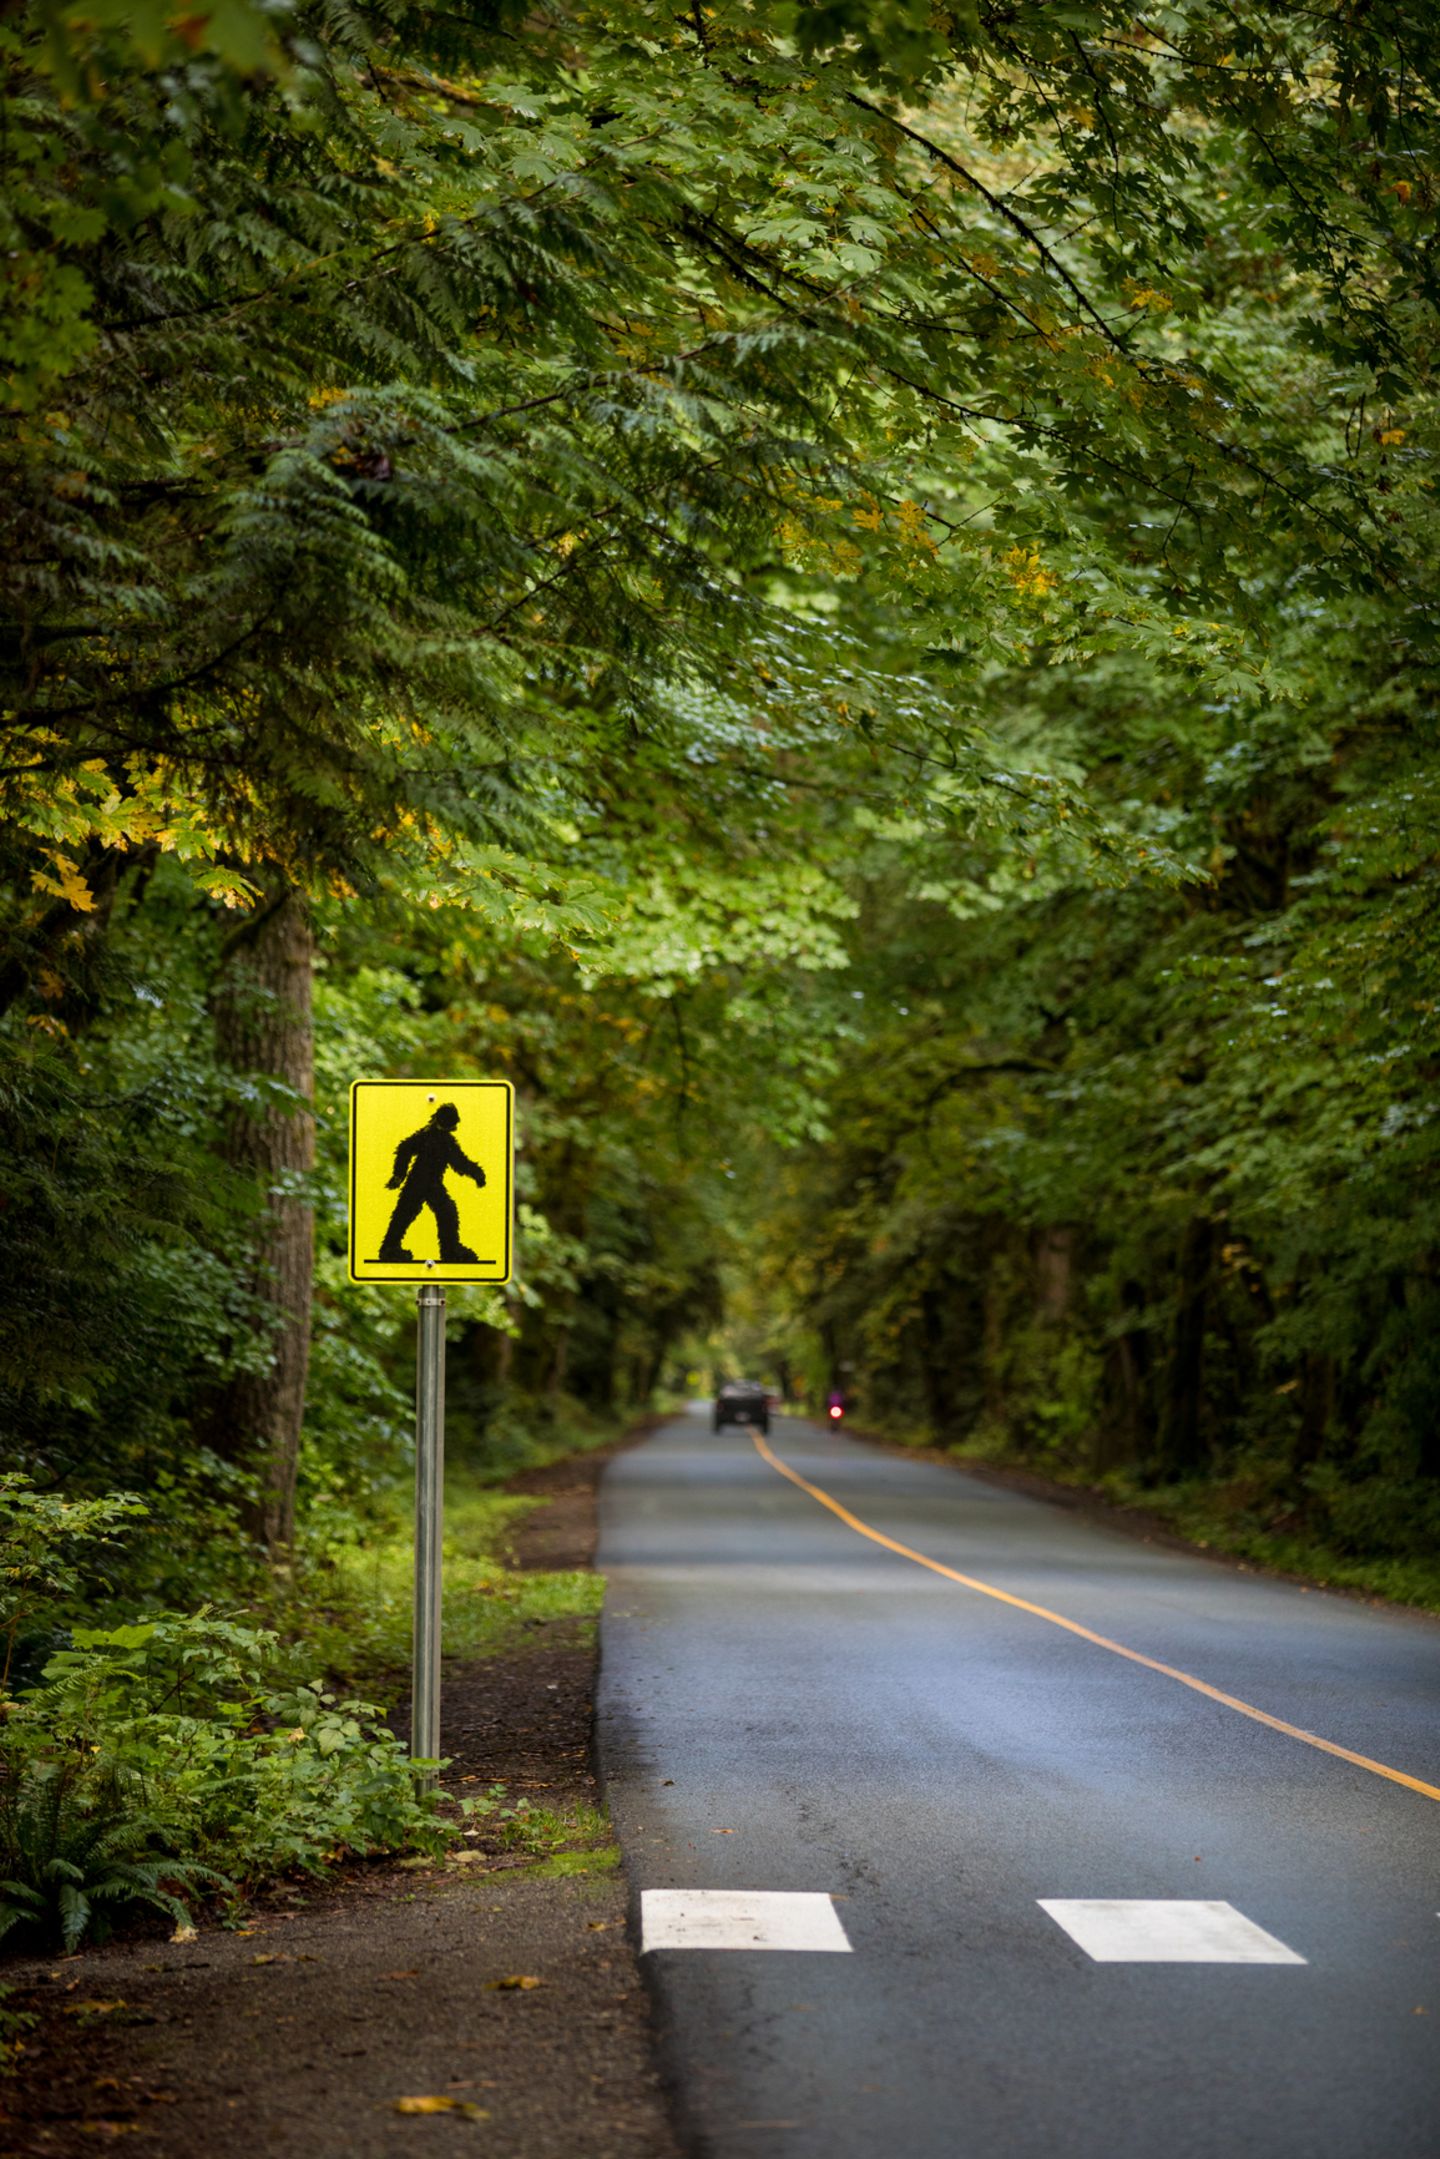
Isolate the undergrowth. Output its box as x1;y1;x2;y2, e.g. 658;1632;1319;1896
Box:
0;1442;611;1954
446;1788;617;1879
294;1479;604;1685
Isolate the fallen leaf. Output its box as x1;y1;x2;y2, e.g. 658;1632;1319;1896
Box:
392;2096;489;2119
711;1827;735;1835
587;1921;612;1932
491;1974;542;1991
65;2001;127;2019
380;1970;420;1981
251;1954;285;1967
170;1927;197;1945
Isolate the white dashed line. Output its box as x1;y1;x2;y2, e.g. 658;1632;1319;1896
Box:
641;1889;852;1953
1038;1899;1306;1964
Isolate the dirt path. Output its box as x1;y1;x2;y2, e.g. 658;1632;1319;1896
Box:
0;1444;679;2159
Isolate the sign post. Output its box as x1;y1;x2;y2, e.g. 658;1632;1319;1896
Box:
348;1080;514;1780
412;1281;446;1770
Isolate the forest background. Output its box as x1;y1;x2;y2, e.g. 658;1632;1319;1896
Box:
3;0;1439;1946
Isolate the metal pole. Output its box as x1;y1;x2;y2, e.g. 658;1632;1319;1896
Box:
412;1282;446;1778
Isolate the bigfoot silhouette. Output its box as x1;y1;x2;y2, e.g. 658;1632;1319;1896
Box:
377;1102;487;1264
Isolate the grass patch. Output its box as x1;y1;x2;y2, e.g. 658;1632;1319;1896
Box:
449;1789;617;1876
297;1476;604;1685
526;1848;620;1879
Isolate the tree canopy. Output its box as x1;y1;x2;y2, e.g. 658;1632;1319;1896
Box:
3;0;1439;1673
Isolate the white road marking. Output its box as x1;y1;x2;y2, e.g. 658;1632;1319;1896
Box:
641;1889;852;1953
1038;1899;1306;1964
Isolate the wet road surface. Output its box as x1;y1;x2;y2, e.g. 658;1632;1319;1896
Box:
597;1413;1440;2159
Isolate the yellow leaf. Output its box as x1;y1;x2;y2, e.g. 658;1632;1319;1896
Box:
1380;427;1406;446
491;1973;542;1990
393;2096;489;2118
45;854;96;912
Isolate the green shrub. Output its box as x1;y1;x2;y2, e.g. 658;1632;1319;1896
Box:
0;1755;224;1952
0;1475;147;1692
294;1482;604;1683
0;1611;454;1949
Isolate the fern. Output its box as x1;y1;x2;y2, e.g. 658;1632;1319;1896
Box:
0;1756;227;1952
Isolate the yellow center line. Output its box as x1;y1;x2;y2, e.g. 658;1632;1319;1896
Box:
751;1428;1440;1807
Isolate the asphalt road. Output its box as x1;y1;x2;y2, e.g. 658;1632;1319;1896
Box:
595;1413;1440;2159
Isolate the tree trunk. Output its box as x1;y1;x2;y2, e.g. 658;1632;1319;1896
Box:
211;887;315;1559
919;1285;951;1441
1292;1352;1335;1474
1034;1225;1073;1321
1159;1217;1213;1479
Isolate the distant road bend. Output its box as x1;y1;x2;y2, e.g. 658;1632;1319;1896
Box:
597;1412;1440;2159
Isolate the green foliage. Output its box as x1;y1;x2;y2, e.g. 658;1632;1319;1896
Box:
0;1486;457;1950
297;1476;604;1684
0;1610;454;1949
0;1476;146;1689
455;1784;617;1874
0;1758;223;1953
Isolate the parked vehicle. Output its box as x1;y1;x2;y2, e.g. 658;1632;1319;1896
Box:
713;1381;770;1435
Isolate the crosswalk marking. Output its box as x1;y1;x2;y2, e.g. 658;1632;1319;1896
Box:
642;1888;1317;1962
1038;1899;1306;1964
641;1890;852;1953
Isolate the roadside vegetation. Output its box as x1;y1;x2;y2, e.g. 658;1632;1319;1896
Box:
3;0;1439;1952
0;1456;608;1955
297;1479;605;1683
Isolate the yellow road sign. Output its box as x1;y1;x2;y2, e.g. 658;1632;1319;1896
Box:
349;1079;514;1284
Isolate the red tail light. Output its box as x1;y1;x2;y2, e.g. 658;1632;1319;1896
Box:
828;1404;843;1420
